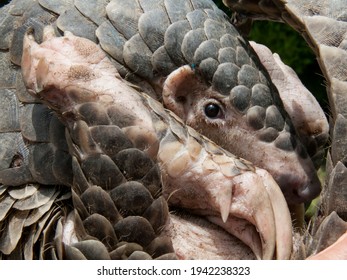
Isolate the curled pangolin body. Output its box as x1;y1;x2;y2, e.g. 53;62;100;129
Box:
0;0;343;259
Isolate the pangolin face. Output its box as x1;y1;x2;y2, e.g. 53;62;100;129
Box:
162;60;322;205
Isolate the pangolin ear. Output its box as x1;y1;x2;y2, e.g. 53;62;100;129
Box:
162;65;203;120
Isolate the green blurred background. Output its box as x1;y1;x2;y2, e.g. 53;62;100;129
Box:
213;0;328;113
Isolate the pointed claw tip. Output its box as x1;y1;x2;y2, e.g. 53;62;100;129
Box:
217;187;232;223
221;207;229;223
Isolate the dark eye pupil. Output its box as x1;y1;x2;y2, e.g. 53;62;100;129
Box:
204;103;220;118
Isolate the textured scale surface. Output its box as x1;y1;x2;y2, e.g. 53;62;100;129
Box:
0;0;344;259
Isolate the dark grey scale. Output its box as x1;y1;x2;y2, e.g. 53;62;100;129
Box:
8;0;33;15
323;166;347;219
15;72;37;103
237;65;260;89
251;83;273;108
138;0;165;12
106;0;142;40
218;47;236;64
265;105;285;131
186;9;209;29
190;0;216;10
38;0;73;15
164;0;193;23
114;216;156;247
68;120;100;156
64;244;87;260
107;105;137;128
128;251;152;260
246;105;266;130
155;253;178;260
258;127;280;143
198;57;219;82
90;125;133;160
28;143;62;185
123;34;154;79
74;0;108;26
114;148;156;181
80;185;122;225
220;33;238;49
151;46;178;75
76;102;111;126
138;9;170;53
146;236;175;259
164;20;192;66
57;6;97;42
193;39;221;65
112;62;155;95
181;28;207;62
229;85;251;112
212;63;240;95
71;157;91;195
143;196;169;234
52;149;73;186
110;242;144;260
0;133;24;171
0;161;33;187
0;89;20;133
80;154;126;190
204;18;236;41
0;5;16;50
71;240;111;260
10;2;56;66
96;21;128;65
0;53;18;89
331;115;347;164
83;213;118;251
274;132;297;151
49;115;69;151
139;165;162;198
110;181;154;216
19;104;52;142
71;190;90;220
236;44;252;68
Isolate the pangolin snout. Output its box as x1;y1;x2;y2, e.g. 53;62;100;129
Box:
274;168;321;204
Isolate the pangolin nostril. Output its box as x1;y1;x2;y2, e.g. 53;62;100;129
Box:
275;172;322;204
297;180;321;201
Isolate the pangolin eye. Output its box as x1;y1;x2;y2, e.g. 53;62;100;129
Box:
204;103;221;119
